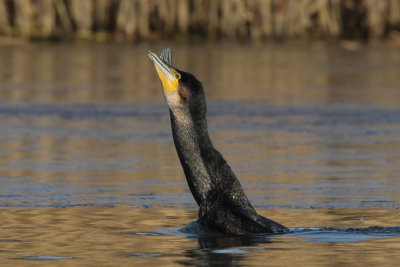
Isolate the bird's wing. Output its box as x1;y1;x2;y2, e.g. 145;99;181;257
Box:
228;198;289;233
230;205;268;229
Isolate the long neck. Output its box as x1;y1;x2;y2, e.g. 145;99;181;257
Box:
169;104;246;207
169;109;212;206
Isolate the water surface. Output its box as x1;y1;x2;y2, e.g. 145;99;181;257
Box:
0;43;399;266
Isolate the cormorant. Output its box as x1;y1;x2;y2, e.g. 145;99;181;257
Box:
148;48;289;235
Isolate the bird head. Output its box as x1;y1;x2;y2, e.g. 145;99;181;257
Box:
148;48;206;118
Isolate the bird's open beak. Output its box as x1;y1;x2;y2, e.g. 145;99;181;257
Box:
148;50;179;94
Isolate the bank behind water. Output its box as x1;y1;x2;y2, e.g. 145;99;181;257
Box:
0;0;400;43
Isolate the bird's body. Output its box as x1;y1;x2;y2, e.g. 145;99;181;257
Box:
148;48;288;235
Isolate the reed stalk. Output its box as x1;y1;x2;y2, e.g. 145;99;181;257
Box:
0;0;398;42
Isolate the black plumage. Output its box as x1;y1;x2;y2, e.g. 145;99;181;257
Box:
149;49;289;235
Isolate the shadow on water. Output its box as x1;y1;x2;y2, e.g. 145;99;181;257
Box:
144;222;400;266
176;221;400;243
184;231;274;266
287;226;400;242
134;222;275;266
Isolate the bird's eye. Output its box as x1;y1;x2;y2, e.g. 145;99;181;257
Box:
175;73;181;79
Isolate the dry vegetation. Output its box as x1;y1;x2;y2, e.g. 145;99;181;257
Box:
0;0;399;42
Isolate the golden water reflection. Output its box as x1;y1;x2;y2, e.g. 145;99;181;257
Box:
0;43;399;106
0;208;399;266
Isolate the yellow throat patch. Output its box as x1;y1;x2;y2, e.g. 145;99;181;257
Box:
155;66;181;94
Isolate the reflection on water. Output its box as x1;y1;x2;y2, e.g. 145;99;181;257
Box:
0;43;400;105
0;43;399;265
0;103;399;209
1;208;400;266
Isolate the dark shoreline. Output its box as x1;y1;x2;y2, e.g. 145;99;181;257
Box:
0;0;399;44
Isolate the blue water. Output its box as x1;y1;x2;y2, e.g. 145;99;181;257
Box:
1;101;399;210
